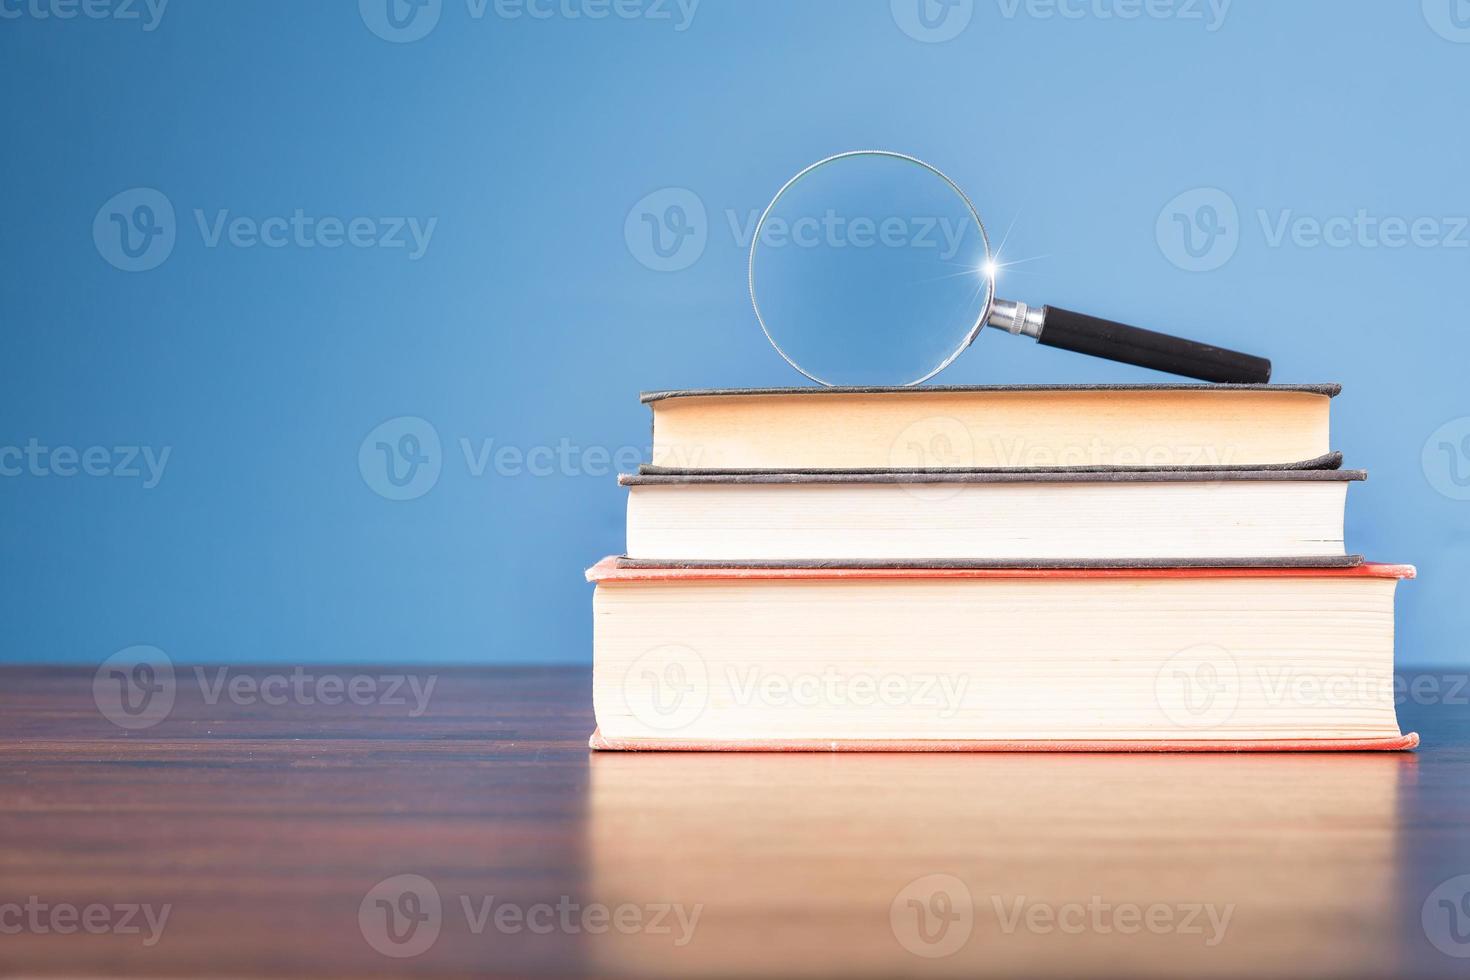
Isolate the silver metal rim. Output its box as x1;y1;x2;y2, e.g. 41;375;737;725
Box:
747;149;995;387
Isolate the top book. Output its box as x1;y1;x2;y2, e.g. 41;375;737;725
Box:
641;383;1341;473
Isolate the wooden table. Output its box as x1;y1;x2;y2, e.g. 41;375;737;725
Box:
3;665;1468;978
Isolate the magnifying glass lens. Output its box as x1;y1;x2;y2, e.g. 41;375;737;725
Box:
750;152;992;386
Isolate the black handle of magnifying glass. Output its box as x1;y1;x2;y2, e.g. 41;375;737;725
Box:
1037;306;1272;383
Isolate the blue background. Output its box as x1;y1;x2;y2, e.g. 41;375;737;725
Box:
2;0;1466;665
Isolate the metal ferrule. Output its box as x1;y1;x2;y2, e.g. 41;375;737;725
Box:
986;299;1046;339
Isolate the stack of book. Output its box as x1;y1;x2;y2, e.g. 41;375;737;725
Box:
587;384;1417;751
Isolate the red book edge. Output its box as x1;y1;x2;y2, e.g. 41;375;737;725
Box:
588;729;1420;753
585;557;1417;584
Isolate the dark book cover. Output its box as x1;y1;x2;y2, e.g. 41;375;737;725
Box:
619;468;1367;487
641;382;1344;403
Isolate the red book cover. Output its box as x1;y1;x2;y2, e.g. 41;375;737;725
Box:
586;557;1416;584
587;730;1419;752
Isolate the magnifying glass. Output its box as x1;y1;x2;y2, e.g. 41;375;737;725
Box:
748;150;1271;386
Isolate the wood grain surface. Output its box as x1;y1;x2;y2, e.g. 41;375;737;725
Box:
2;665;1469;978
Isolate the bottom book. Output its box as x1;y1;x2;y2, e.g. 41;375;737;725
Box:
585;559;1418;752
